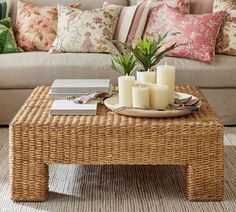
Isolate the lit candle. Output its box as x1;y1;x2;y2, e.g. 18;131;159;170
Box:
149;84;169;110
118;75;135;107
156;64;176;104
136;70;156;83
132;86;150;108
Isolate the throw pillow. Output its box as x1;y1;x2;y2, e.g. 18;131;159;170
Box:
50;5;121;54
104;0;152;44
213;0;236;56
0;17;21;53
143;4;225;63
15;0;81;51
0;0;10;19
137;0;190;13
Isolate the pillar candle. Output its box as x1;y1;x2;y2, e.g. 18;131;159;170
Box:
135;81;152;87
156;64;176;105
132;86;150;108
150;84;169;110
136;71;156;83
118;76;135;107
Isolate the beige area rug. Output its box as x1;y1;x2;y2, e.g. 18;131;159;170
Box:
1;127;236;212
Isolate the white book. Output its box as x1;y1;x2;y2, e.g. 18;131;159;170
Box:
50;100;97;116
48;84;113;99
48;91;89;99
51;79;111;94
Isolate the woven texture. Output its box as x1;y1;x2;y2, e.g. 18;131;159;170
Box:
9;86;224;202
2;128;236;211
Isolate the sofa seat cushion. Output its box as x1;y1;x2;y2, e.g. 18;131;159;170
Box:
0;52;120;89
0;52;235;89
161;55;236;88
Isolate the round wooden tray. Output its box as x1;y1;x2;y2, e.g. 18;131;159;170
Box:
104;92;201;118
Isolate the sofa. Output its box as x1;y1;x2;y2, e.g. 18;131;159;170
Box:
0;0;235;125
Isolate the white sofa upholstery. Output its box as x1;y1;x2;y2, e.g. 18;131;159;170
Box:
0;52;235;89
0;0;235;125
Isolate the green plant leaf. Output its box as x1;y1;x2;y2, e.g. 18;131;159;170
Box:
110;53;136;76
114;33;182;72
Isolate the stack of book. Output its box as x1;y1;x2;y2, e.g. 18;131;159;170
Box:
50;79;111;116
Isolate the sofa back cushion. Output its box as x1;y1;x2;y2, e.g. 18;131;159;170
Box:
0;0;10;19
0;17;21;53
128;0;214;13
9;0;128;27
128;0;136;5
190;0;213;14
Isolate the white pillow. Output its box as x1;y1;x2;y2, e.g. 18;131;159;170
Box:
50;4;121;54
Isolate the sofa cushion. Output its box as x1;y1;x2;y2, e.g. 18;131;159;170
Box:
144;4;225;63
129;0;214;13
137;0;191;13
9;0;128;28
104;1;152;44
50;4;121;54
128;0;137;5
0;52;235;89
161;55;236;88
214;0;236;56
0;17;21;53
0;0;10;19
0;52;119;89
15;1;81;51
190;0;213;14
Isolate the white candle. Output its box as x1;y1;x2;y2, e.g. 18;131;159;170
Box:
156;64;176;104
136;71;156;83
135;81;152;87
118;76;135;107
149;84;169;110
132;86;150;108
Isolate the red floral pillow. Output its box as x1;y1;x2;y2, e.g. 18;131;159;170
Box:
144;4;225;63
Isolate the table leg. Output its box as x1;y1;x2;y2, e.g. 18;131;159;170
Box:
10;162;49;201
186;162;224;201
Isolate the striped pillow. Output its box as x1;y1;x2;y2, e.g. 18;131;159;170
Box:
0;0;10;20
104;0;152;44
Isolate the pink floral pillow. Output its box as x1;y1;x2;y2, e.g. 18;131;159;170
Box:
137;0;190;13
144;4;225;63
15;1;81;51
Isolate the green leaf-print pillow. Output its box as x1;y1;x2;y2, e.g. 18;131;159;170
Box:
0;17;21;54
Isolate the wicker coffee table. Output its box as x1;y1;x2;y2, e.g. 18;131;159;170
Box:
9;86;224;202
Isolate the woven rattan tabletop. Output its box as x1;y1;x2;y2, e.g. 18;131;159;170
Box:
10;86;221;127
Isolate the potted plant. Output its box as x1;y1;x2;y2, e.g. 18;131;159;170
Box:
120;33;179;83
111;53;136;76
110;53;137;107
